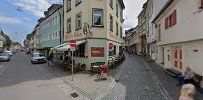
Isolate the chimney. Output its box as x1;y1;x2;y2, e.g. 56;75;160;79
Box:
44;11;49;17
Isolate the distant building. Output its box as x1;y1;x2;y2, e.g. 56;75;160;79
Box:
12;42;22;50
137;3;147;56
24;34;32;52
125;26;139;54
0;28;5;52
31;4;64;55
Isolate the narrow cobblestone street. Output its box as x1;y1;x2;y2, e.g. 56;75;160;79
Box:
102;53;169;100
105;53;203;100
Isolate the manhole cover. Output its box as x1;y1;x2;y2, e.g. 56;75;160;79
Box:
70;92;79;98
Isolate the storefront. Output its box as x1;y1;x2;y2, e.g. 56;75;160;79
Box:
52;39;123;70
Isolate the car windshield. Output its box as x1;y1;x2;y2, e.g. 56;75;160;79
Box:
0;53;9;56
33;53;44;57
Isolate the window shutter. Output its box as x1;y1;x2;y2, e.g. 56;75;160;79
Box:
199;0;203;9
201;0;203;9
173;10;177;25
165;17;168;29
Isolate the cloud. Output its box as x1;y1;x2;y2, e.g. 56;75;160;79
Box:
0;16;26;25
7;0;53;17
22;17;31;21
123;0;147;30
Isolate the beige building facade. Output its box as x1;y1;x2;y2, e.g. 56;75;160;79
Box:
63;0;125;69
153;0;203;77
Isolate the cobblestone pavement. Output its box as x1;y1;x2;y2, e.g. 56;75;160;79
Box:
102;53;170;100
40;61;115;100
147;60;203;100
104;53;203;100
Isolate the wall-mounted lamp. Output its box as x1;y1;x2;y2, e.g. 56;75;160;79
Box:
193;50;198;52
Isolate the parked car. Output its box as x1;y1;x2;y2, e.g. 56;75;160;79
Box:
0;53;10;62
31;52;47;64
5;51;13;56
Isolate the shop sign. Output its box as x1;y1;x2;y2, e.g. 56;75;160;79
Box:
70;47;75;51
91;47;104;57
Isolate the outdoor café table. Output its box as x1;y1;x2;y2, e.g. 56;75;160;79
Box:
93;65;100;73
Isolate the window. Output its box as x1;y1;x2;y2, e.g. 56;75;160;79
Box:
165;17;168;29
74;44;85;57
92;9;103;26
158;24;161;41
116;2;118;17
116;22;118;35
110;15;113;32
57;30;60;39
67;0;71;11
76;0;81;6
55;16;57;23
76;12;82;30
67;18;71;33
120;26;123;38
52;32;54;39
109;0;113;9
165;10;176;29
120;9;123;22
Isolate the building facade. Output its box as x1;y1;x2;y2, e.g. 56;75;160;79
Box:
63;0;125;69
137;4;147;56
146;0;168;60
125;27;139;54
0;28;5;52
37;4;64;55
153;0;203;77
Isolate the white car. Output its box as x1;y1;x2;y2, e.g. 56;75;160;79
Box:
0;53;10;62
31;52;47;64
5;51;13;56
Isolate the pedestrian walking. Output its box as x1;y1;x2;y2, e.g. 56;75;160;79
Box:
47;50;53;66
179;84;196;100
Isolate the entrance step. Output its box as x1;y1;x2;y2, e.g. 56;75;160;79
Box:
164;68;182;78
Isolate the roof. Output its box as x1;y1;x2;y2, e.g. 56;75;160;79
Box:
47;4;62;11
118;0;125;9
152;0;174;23
38;4;62;24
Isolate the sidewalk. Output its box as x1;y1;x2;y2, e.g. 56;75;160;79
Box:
41;64;115;100
146;60;203;100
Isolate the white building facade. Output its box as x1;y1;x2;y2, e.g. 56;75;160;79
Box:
63;0;125;69
147;0;168;60
153;0;203;77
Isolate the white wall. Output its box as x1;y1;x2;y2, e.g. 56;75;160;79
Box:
184;40;203;76
157;0;203;45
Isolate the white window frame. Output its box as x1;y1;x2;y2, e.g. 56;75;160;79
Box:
92;8;103;26
67;18;71;33
76;12;82;30
67;0;71;11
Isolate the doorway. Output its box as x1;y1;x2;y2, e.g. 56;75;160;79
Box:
174;47;182;70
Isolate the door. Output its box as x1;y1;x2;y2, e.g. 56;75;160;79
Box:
174;47;182;70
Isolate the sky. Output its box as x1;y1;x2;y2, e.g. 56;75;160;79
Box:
0;0;147;45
